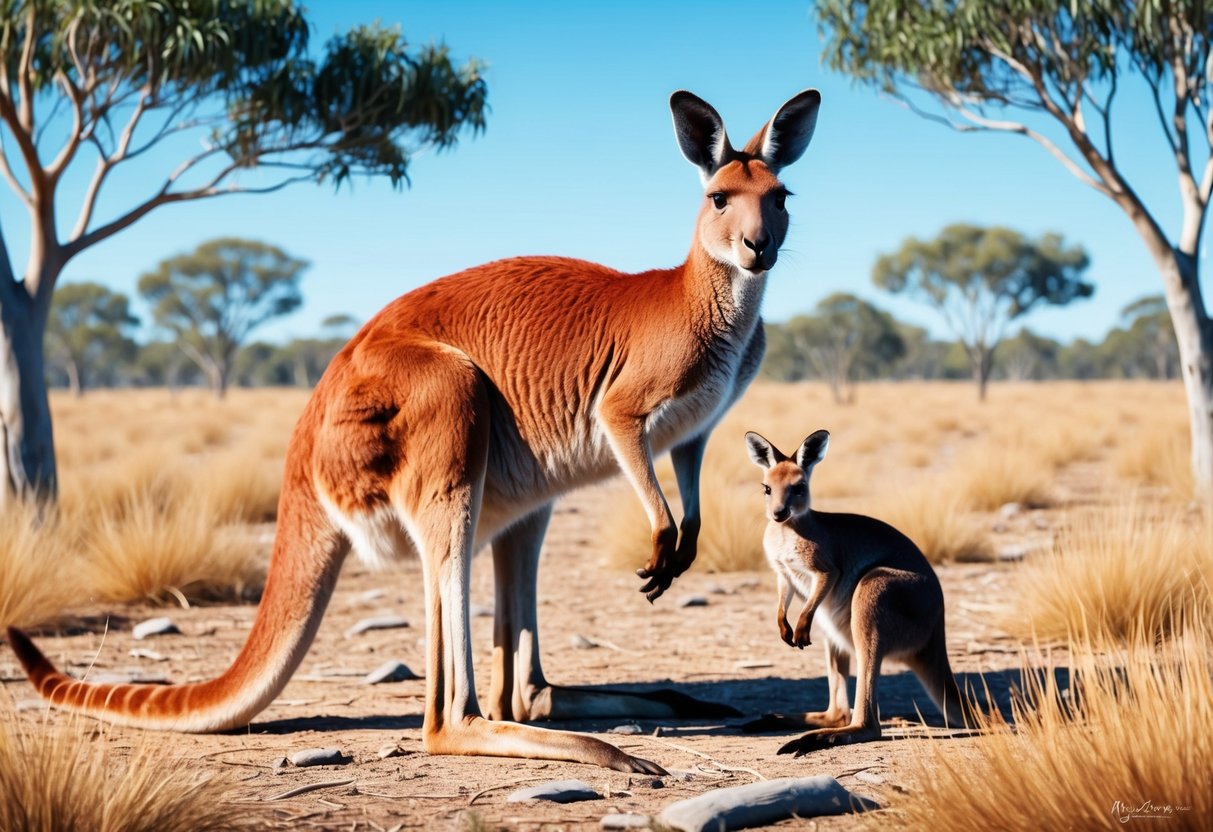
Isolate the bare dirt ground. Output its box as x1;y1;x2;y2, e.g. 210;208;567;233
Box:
1;468;1097;831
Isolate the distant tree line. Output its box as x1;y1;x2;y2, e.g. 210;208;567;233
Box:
763;292;1178;397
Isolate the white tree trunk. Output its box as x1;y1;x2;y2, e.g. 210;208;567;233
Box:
1163;255;1213;499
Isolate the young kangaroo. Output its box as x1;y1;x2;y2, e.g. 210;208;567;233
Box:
7;90;822;774
744;429;974;756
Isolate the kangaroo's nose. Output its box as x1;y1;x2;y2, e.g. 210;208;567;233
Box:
772;507;790;523
743;234;770;256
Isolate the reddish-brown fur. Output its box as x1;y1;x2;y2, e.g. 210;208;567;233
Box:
8;90;821;772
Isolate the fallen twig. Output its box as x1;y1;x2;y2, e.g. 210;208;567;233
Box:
262;778;357;802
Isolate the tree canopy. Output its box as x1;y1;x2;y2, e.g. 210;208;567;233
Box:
138;237;306;398
45;281;138;395
873;224;1093;398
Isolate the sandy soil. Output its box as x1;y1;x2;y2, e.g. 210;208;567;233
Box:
1;472;1082;831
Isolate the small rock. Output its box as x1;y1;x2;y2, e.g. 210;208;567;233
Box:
357;588;388;604
998;544;1030;562
507;779;602;804
651;726;665;737
707;585;729;595
377;742;407;759
362;660;420;684
569;634;598;649
270;756;289;770
608;723;643;735
853;770;886;785
344;615;409;638
470;603;494;618
646;778;665;790
132;617;179;640
601;814;651;830
678;595;708;608
128;648;167;662
999;502;1022;520
290;747;349;767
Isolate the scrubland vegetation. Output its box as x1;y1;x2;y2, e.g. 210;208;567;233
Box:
1;380;1208;830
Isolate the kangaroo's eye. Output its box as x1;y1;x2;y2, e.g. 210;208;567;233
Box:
774;191;787;212
710;193;727;210
762;484;771;495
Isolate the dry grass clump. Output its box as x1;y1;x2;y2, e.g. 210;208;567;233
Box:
866;619;1213;832
870;484;993;563
950;440;1054;511
1006;504;1211;643
1115;417;1194;500
0;507;83;629
0;719;255;832
81;491;264;605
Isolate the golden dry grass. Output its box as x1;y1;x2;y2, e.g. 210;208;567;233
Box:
0;719;255;832
602;380;1168;570
1006;503;1212;643
0;389;308;626
866;619;1213;832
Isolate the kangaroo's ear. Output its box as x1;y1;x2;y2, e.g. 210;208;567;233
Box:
671;91;733;182
796;429;830;471
745;89;821;174
745;431;783;469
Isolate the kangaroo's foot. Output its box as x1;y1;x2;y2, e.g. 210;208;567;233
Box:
515;683;739;722
426;715;666;774
777;723;883;757
742;708;850;733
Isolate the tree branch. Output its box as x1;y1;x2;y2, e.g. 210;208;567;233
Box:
70;88;152;240
16;1;35;132
0;131;32;206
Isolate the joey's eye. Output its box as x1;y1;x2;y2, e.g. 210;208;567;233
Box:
710;193;727;210
762;485;771;495
774;191;787;211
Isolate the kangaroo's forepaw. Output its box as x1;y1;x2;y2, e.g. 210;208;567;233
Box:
792;626;812;648
637;527;680;602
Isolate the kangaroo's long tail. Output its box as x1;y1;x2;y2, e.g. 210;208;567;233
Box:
7;471;348;732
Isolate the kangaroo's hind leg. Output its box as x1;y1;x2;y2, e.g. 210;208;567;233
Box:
489;503;737;723
905;623;975;730
777;571;902;756
391;344;662;773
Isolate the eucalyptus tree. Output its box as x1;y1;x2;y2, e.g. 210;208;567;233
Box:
873;224;1093;400
44;281;138;395
819;0;1213;494
0;1;487;502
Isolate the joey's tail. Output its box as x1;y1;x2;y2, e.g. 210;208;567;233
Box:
7;476;348;732
912;625;981;730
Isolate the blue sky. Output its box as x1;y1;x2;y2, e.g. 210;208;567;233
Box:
0;1;1202;345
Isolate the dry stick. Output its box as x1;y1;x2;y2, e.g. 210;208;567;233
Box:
261;778;357;802
637;736;768;781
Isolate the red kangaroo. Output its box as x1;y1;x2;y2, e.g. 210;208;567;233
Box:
9;89;821;772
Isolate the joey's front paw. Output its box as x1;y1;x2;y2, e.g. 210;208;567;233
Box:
636;526;679;603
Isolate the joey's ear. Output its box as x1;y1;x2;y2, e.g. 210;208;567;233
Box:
795;429;830;471
745;431;783;469
671;91;733;182
744;89;821;173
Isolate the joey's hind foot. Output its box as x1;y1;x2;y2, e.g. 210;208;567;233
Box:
777;726;881;757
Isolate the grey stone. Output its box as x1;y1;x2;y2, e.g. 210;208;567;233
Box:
657;776;878;832
608;723;643;735
507;779;602;804
362;660;420;684
290;747;349;767
678;595;708;608
132;617;179;640
601;814;651;830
